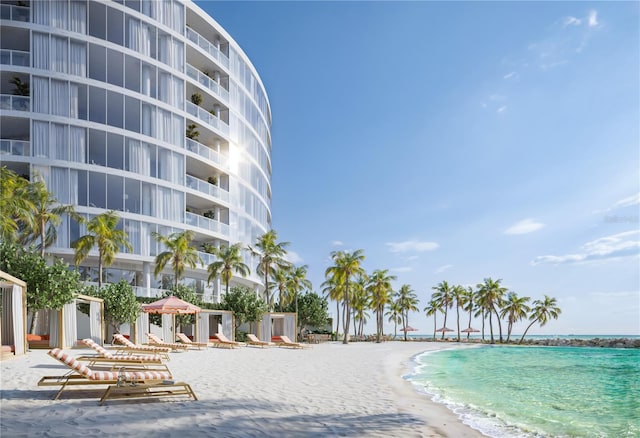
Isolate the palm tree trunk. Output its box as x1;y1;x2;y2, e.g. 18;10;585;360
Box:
433;313;437;340
335;301;340;338
40;221;46;258
488;311;495;344
481;309;485;342
467;308;472;340
342;279;350;344
494;306;504;343
441;308;448;340
519;319;538;344
404;312;408;341
456;305;460;342
98;254;103;289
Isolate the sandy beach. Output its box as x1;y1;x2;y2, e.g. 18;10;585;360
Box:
1;341;483;437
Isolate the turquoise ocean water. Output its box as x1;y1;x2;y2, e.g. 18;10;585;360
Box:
406;345;640;437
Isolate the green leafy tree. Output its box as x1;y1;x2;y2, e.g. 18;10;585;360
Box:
86;280;141;334
368;269;396;343
396;284;419;341
0;167;33;241
271;266;291;310
500;292;531;343
386;300;403;340
325;249;365;344
287;264;312;318
321;273;343;338
251;230;290;310
476;277;507;344
519;295;561;344
351;274;369;338
432;281;453;339
462;287;476;340
452;285;466;342
284;292;329;339
221;285;268;340
424;299;441;340
205;243;250;295
0;241;80;333
71;211;132;289
152;230;202;289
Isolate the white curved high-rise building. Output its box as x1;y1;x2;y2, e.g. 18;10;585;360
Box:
0;0;272;300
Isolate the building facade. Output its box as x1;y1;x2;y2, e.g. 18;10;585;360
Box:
0;0;272;300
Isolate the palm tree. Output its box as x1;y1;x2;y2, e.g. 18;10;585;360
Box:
424;299;441;340
452;285;466;342
396;284;419;341
71;211;132;289
251;230;290;310
287;264;312;317
325;249;365;344
462;286;475;340
519;295;561;344
0;167;32;241
206;243;250;295
500;292;531;343
368;269;396;343
20;178;79;257
271;266;291;310
476;278;507;343
152;230;202;289
386;300;403;340
322;274;343;339
351;277;369;338
432;281;453;339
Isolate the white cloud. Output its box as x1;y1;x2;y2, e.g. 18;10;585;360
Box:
386;240;439;253
497;105;507;113
614;193;640;209
588;10;598;27
435;264;453;274
532;230;640;265
505;219;545;235
391;266;413;273
563;16;582;27
331;240;344;247
503;71;517;79
285;250;303;264
405;255;419;261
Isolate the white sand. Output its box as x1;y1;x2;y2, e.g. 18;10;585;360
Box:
1;342;484;437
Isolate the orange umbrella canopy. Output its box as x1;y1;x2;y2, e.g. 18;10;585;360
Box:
141;295;201;314
461;327;480;333
400;326;419;332
435;327;454;333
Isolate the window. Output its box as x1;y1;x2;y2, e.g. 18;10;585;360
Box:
88;171;106;208
88;87;106;123
88;2;106;39
88;129;106;166
88;44;106;82
107;133;124;170
107;91;123;128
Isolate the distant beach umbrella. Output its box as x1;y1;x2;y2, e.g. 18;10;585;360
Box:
400;326;419;332
435;327;454;333
461;327;480;333
142;295;201;314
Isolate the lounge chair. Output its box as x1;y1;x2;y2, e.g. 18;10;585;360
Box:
246;334;274;348
78;339;169;371
146;333;189;351
211;333;243;348
277;335;306;349
38;348;197;404
112;334;172;360
176;333;209;350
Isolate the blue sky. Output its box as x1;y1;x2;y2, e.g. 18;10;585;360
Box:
198;1;640;335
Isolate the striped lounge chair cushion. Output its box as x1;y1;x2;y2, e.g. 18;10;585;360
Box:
83;338;161;361
113;334;171;353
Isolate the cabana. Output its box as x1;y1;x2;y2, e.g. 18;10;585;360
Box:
142;296;200;344
258;312;297;343
196;309;234;343
28;294;104;349
0;270;28;358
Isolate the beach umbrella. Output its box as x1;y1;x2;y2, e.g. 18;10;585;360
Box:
435;327;454;332
460;327;480;333
142;296;201;342
400;326;418;332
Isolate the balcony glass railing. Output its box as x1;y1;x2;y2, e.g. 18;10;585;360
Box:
185;137;228;168
0;4;29;22
0;139;30;156
186;174;230;203
186;64;229;102
186;27;230;70
0;94;30;111
186;101;229;136
0;49;29;67
185;212;230;236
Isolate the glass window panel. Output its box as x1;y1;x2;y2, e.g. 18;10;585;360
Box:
106;7;124;45
124;54;140;92
107;133;124;170
88;86;106;123
107;91;123;128
88;43;106;82
106;174;124;211
107;49;123;87
124;96;140;133
125;178;140;214
88;171;106;208
88;129;106;166
88;2;106;39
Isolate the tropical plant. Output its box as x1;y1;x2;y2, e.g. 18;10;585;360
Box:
286;264;312;317
10;76;29;96
0;167;32;241
386;300;403;340
432;281;453;339
270;266;290;310
368;269;396;343
205;243;250;295
396;284;419;341
321;273;343;338
221;285;268;339
519;295;561;344
186;123;200;140
190;93;202;105
85;280;141;334
500;292;531;343
350;275;369;338
251;230;290;310
325;249;365;344
152;230;202;289
462;286;475;340
452;285;466;342
71;211;132;289
0;241;80;333
424;299;441;340
283;292;329;339
476;278;507;343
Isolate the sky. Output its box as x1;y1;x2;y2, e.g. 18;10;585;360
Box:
196;1;640;336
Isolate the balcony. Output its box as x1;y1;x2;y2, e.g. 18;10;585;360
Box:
185;137;227;168
186;64;229;102
0;49;29;67
186;212;230;236
186;101;229;136
186;27;230;70
0;139;29;156
186;174;230;203
0;94;30;112
0;4;29;22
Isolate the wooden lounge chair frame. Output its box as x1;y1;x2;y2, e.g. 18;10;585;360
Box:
246;334;274;348
176;332;209;350
77;339;170;372
112;334;171;360
277;335;306;349
146;333;189;351
211;333;243;348
99;380;197;405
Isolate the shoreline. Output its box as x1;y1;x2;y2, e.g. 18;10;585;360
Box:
1;342;483;437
